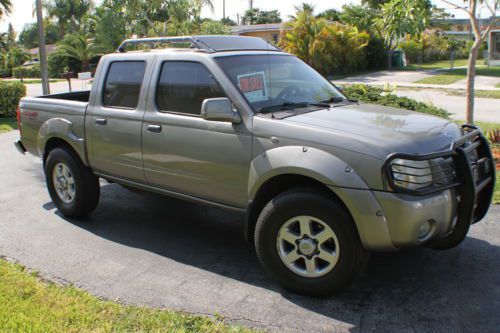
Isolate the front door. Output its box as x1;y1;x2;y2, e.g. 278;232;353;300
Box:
141;60;252;208
88;58;150;181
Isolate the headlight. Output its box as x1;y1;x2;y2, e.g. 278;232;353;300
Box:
389;158;433;190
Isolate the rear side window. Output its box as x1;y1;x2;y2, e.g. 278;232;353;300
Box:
156;62;225;116
103;61;146;109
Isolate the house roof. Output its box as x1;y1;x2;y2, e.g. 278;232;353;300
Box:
230;23;289;34
28;44;57;55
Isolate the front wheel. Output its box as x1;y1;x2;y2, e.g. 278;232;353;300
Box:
254;189;368;296
45;147;100;218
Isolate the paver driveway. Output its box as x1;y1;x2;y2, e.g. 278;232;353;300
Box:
0;130;499;332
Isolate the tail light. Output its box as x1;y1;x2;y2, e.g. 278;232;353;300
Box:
16;106;22;136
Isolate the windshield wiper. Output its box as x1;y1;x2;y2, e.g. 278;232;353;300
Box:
319;96;358;104
258;102;315;114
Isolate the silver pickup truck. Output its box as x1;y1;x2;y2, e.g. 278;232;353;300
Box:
15;36;495;296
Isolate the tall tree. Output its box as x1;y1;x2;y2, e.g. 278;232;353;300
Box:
438;0;499;123
7;22;15;43
43;0;94;37
19;21;59;49
0;0;12;20
374;0;432;68
316;9;340;21
242;8;281;24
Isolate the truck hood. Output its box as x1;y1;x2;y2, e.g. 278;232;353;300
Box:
282;103;460;155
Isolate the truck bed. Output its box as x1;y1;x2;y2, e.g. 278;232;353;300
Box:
38;91;91;102
18;91;90;158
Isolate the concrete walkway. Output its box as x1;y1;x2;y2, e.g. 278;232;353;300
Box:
335;70;500;91
394;89;500;123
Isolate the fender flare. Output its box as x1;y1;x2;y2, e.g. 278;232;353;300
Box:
248;145;369;200
37;118;88;166
247;146;395;250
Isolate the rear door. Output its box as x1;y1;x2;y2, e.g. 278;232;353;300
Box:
141;58;253;208
87;55;153;182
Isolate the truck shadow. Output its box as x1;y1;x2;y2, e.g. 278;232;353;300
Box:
49;183;500;332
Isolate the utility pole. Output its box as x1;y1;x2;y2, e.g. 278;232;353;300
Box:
223;0;225;19
35;0;50;95
249;0;253;10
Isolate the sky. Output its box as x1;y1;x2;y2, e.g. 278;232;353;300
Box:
0;0;486;34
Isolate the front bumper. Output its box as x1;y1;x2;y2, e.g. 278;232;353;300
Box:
380;125;495;248
374;190;458;248
335;125;495;251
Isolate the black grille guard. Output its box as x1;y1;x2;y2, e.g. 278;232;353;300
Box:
384;124;496;225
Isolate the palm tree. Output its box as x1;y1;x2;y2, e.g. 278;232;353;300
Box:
0;0;12;21
55;33;101;71
43;0;94;37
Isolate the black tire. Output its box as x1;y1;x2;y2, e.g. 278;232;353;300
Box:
254;188;368;296
45;147;100;218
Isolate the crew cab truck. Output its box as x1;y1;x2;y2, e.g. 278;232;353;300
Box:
16;36;495;296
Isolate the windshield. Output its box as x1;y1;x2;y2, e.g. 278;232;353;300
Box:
215;54;345;113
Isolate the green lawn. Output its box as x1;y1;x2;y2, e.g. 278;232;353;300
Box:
0;78;64;84
472;121;499;204
415;73;465;85
0;117;17;134
414;66;500;85
0;259;253;333
494;171;500;204
496;83;500;88
403;59;470;71
446;89;500;99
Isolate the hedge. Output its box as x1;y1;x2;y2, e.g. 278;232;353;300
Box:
12;65;41;79
343;84;450;119
0;81;27;117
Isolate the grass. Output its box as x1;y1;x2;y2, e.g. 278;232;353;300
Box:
0;258;253;333
472;121;499;204
0;78;64;84
414;66;500;85
444;89;500;99
415;73;465;85
495;172;500;205
403;58;470;71
496;83;500;88
0;117;17;134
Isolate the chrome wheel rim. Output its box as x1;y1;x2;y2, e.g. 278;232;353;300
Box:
52;162;75;204
276;215;340;278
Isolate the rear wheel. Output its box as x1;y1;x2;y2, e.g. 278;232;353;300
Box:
254;189;368;296
45;147;100;218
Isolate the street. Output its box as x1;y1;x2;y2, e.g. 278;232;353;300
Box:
1;129;499;332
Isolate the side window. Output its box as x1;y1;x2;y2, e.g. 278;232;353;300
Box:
157;62;225;116
103;61;146;109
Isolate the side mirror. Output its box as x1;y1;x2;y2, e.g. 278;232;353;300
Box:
201;98;241;124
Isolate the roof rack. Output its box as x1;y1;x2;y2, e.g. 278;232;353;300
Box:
117;35;281;53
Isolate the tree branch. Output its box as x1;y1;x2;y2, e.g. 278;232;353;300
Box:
439;0;472;15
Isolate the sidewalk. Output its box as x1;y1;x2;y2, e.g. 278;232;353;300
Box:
334;70;500;91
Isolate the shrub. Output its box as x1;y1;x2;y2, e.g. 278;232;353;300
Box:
12;65;41;79
343;84;450;118
0;81;26;117
280;12;369;76
0;68;12;78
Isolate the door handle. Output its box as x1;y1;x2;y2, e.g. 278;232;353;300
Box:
95;118;107;126
147;124;162;133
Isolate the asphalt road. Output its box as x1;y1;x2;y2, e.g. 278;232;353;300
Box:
1;129;499;332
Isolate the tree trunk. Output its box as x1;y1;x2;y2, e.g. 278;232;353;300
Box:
82;61;89;72
465;40;481;124
465;0;482;125
387;49;393;69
